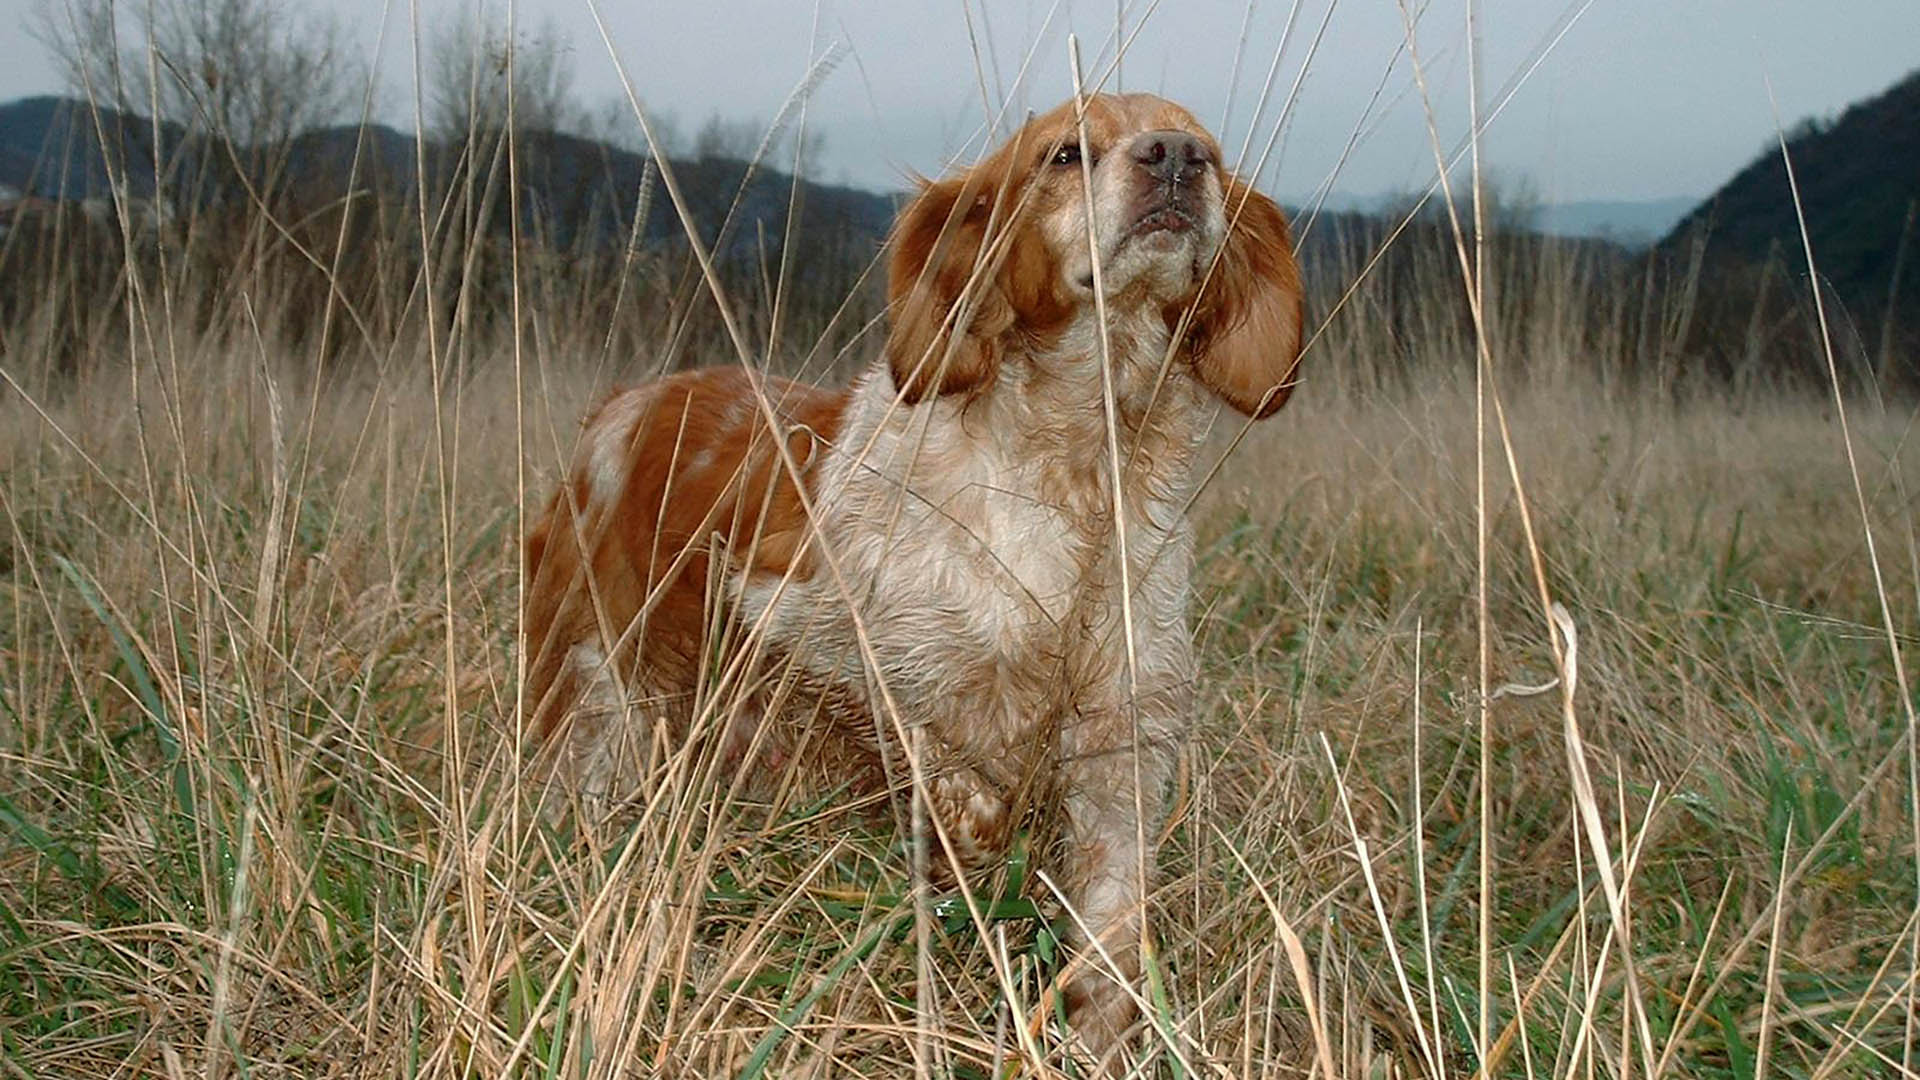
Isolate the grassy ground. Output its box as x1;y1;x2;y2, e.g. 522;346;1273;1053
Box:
4;297;1917;1078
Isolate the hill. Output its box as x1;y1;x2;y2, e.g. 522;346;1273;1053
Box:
0;95;186;200
0;95;899;259
1313;190;1696;246
1662;68;1920;361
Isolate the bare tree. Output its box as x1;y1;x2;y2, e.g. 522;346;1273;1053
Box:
38;0;363;192
693;113;763;163
416;11;602;356
428;14;579;146
583;96;680;160
153;0;359;149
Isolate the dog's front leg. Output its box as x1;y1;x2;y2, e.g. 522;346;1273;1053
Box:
1057;691;1181;1074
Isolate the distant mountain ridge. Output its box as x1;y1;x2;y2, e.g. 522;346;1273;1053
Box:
0;95;185;200
7;77;1918;380
1662;68;1920;347
1;94;1715;250
1311;190;1698;246
0;95;900;258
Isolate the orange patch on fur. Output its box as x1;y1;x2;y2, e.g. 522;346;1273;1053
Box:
521;368;846;744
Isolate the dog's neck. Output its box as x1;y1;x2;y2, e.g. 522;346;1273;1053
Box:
1004;304;1211;504
837;303;1211;547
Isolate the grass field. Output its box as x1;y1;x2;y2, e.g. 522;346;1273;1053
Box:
1;20;1916;1069
4;275;1918;1078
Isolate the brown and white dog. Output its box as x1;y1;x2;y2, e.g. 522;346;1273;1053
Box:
522;92;1303;1069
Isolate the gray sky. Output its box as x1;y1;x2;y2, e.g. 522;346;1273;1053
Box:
5;0;1915;204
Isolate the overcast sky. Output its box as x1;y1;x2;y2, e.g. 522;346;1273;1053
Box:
4;0;1915;205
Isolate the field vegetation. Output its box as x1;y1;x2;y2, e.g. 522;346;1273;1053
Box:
2;5;1917;1078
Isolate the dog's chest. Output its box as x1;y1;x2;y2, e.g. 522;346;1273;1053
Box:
840;420;1111;656
730;368;1200;738
934;445;1106;636
757;431;1093;657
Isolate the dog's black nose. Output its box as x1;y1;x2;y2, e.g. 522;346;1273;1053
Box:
1129;130;1210;184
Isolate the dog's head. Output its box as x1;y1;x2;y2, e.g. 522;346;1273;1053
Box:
885;92;1304;418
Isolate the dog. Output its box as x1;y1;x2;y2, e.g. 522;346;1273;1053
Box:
521;91;1304;1070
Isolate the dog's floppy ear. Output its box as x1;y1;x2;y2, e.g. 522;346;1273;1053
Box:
1186;179;1305;418
884;175;1016;402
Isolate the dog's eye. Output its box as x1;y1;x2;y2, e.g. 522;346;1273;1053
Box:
1050;143;1082;167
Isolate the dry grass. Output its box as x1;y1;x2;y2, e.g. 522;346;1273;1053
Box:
4;292;1917;1077
3;20;1918;1076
